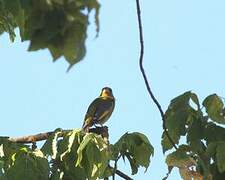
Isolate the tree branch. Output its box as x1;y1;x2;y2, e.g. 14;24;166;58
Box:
6;127;109;143
107;165;133;180
135;0;177;150
115;169;133;180
7;130;69;143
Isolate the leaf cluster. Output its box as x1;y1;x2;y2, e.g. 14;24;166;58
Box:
0;129;153;179
162;92;225;179
0;0;100;66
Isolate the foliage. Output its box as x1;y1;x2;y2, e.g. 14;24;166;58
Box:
162;92;225;179
1;1;225;180
0;0;100;67
0;130;153;179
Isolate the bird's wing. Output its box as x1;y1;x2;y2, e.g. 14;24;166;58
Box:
82;98;100;129
93;98;115;125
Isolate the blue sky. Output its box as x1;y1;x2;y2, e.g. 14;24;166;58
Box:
1;0;225;179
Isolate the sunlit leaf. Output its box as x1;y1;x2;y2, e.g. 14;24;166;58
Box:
41;128;62;158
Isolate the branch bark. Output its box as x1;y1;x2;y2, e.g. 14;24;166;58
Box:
6;127;108;143
135;0;177;150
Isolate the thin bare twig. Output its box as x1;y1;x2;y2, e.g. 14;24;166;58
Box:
112;154;122;180
115;169;133;180
135;0;177;150
108;165;133;180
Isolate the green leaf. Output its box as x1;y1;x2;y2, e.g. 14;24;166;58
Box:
206;141;225;173
85;142;101;178
55;131;109;180
186;115;205;153
161;131;178;153
203;94;225;124
59;130;79;160
0;153;4;177
204;123;225;143
125;153;139;175
84;0;100;34
41;128;62;158
76;133;94;167
210;163;225;180
190;93;200;110
162;91;200;152
216;142;225;173
1;140;30;169
206;142;218;158
50;130;87;179
75;133;108;179
100;166;113;179
114;132;154;174
0;10;16;41
62;24;86;65
134;143;152;168
187;117;203;142
5;148;50;180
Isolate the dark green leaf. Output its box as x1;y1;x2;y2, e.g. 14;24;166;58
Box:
0;0;100;67
216;142;225;173
186;115;205;153
162;91;200;152
161;131;180;153
203;94;225;124
206;141;225;173
204;123;225;143
210;163;225;180
187;116;204;142
114;132;154;174
206;142;218;158
5;148;50;180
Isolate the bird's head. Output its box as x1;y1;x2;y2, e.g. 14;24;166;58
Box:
100;87;114;98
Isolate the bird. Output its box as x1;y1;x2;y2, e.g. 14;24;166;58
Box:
82;87;115;132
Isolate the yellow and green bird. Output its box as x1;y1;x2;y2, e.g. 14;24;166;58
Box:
82;87;115;132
